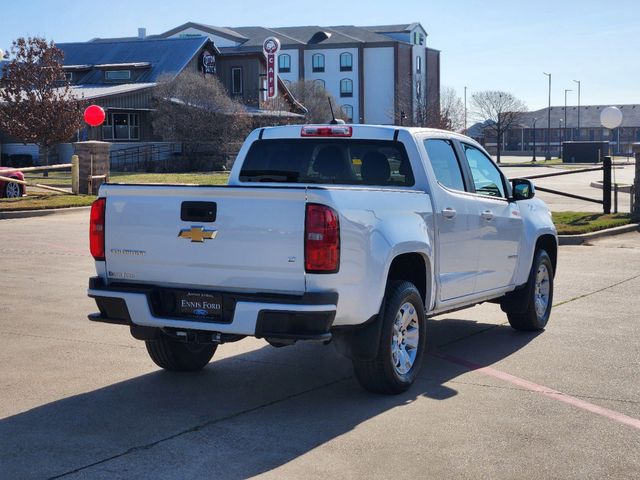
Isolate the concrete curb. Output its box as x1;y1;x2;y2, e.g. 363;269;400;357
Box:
0;206;91;220
559;223;640;245
589;181;633;193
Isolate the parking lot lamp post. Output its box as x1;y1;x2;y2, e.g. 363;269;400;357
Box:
573;80;581;140
559;119;563;158
532;118;538;162
544;72;552;160
564;89;572;142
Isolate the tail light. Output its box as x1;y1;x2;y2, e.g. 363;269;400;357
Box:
305;204;340;273
90;197;106;260
301;125;352;137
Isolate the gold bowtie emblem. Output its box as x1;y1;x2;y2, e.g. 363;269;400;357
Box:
178;227;217;243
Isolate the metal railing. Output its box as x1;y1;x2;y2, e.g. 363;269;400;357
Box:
110;143;180;171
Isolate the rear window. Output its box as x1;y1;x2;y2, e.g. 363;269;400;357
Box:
239;139;414;186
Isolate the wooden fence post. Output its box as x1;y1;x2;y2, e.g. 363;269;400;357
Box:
71;155;79;194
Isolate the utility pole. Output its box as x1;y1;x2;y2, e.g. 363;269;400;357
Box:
464;86;467;134
573;79;581;140
543;72;551;160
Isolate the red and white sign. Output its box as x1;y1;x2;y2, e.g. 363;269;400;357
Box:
263;37;280;99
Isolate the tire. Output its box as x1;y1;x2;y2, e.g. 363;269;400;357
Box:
506;249;554;331
145;334;216;371
352;281;427;394
4;181;22;199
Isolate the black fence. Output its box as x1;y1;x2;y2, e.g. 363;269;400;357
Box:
516;157;615;214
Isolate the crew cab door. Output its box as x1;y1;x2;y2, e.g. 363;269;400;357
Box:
460;143;522;293
422;138;481;301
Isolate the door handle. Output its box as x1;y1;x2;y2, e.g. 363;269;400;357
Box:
442;207;457;219
481;210;494;221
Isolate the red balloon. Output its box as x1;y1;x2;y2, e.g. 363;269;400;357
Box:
84;105;106;127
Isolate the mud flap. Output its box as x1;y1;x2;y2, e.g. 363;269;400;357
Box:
332;314;384;360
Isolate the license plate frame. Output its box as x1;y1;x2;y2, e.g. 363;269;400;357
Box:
177;291;223;318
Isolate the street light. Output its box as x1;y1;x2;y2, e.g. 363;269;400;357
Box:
464;86;468;134
564;89;572;143
543;72;552;160
532;118;538;162
573;79;581;140
559;118;563;159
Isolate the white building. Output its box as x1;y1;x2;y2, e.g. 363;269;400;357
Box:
159;22;440;125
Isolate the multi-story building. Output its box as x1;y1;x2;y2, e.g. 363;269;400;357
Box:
158;22;440;125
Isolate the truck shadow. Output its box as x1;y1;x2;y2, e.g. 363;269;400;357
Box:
0;317;540;479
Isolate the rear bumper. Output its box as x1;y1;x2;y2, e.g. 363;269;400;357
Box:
87;277;337;341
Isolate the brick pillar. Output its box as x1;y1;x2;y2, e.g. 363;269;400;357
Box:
633;143;640;216
73;141;110;195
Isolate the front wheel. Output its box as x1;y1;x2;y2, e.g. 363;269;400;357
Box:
352;281;427;394
505;249;554;331
145;334;216;371
4;181;22;198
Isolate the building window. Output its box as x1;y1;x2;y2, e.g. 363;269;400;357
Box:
314;79;325;89
341;104;353;123
105;70;131;81
64;72;74;82
102;113;140;141
278;54;291;73
416;56;422;73
312;53;325;72
232;67;243;94
340;52;352;72
416;81;422;98
340;78;353;98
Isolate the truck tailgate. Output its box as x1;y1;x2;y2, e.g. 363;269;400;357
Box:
102;184;307;294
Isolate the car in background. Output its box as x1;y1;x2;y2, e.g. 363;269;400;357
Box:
0;166;25;198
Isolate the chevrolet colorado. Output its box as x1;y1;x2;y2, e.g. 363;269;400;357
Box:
88;124;557;394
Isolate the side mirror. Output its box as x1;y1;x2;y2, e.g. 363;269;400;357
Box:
511;178;535;201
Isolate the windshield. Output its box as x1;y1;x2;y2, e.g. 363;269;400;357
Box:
239;139;414;186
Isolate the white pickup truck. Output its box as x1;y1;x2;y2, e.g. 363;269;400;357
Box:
88;124;557;394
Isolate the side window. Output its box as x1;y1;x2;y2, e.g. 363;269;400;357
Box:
423;139;465;191
463;144;506;198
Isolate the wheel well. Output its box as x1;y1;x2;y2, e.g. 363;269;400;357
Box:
387;253;429;304
536;234;557;275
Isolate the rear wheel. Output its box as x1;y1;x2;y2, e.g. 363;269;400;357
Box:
505;249;554;331
352;281;426;394
4;181;21;198
145;334;216;371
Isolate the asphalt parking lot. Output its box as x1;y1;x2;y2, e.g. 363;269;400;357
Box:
1;211;639;479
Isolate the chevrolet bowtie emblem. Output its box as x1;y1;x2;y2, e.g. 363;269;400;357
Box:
178;226;217;243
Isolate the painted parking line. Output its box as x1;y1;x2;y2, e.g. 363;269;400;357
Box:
432;352;640;431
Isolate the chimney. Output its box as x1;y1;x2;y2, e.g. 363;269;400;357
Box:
138;28;147;39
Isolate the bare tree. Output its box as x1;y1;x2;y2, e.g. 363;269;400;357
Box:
152;72;251;166
0;37;84;169
439;87;465;132
286;80;343;123
472;91;527;163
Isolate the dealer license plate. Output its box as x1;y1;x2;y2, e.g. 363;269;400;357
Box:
177;291;222;318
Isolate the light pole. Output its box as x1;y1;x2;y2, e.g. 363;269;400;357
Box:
573;79;581;140
464;86;467;134
564;88;572;142
543;72;552;160
532;117;538;162
559;118;563;159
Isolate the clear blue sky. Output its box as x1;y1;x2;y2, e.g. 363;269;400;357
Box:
1;0;638;110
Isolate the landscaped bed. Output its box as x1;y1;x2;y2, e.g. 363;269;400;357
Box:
552;211;634;235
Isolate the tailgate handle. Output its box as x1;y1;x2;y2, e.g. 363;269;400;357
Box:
181;202;217;222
